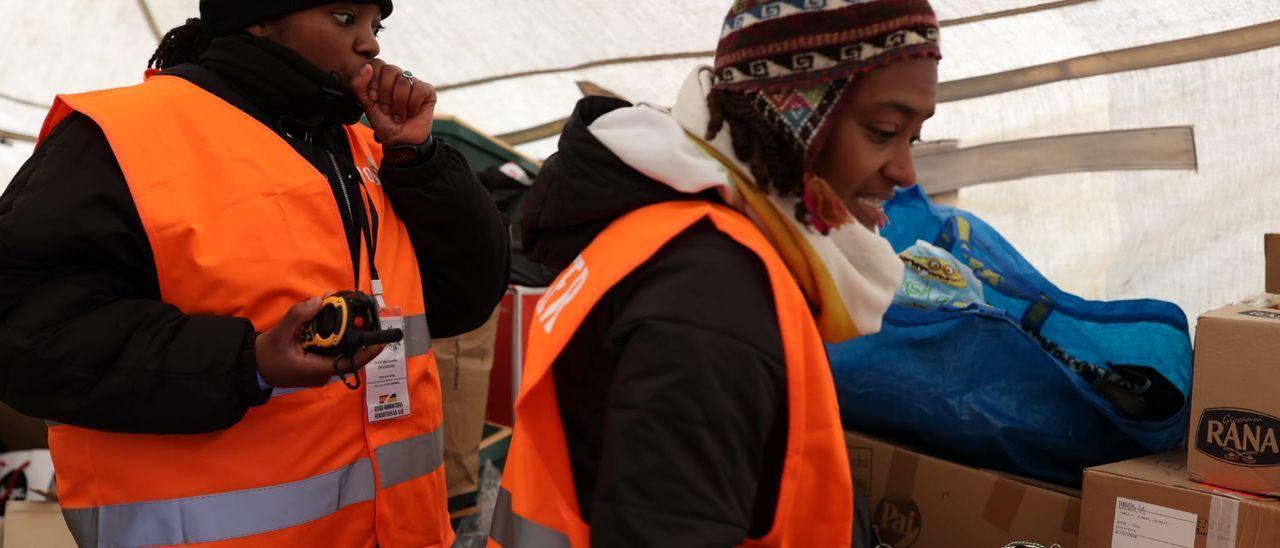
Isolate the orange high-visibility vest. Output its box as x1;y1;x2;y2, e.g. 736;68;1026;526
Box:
490;201;854;547
36;75;451;547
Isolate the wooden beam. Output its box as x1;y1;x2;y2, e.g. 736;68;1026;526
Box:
496;119;567;147
0;127;36;144
576;81;623;99
911;140;960;158
435;114;543;167
915;126;1197;194
0;91;50;110
943;0;1094;27
941;20;1280;102
913;141;961;203
494;83;626;145
488;82;623;148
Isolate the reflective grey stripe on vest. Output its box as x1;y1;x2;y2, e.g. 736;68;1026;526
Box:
58;426;443;546
403;313;432;358
376;428;444;489
272;313;432;398
62;458;376;547
490;488;570;548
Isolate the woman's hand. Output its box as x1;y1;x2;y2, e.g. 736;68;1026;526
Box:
351;59;437;146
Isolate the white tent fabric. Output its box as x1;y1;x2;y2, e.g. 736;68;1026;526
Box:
1;0;1278;328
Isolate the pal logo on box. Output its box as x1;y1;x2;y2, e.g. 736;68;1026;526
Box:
1196;407;1280;466
874;497;921;547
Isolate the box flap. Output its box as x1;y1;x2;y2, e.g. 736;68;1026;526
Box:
845;430;1081;495
1090;453;1194;488
1089;453;1279;502
1198;303;1280;325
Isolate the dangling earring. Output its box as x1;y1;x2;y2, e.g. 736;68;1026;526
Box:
802;171;854;235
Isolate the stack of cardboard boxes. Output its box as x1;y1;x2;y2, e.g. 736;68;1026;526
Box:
849;237;1280;547
1075;235;1280;547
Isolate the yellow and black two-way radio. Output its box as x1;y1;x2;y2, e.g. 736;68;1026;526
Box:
299;291;403;389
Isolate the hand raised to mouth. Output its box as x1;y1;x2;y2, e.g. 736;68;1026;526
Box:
351;59;436;147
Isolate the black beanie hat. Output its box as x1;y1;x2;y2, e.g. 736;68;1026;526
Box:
199;0;393;32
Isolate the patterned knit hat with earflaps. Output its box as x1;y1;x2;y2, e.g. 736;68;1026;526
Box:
712;0;942;168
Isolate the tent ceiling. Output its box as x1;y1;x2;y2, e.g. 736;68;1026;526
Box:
2;0;1278;328
4;1;1277;148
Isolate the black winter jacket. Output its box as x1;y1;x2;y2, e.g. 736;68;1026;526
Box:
522;96;789;547
0;36;509;434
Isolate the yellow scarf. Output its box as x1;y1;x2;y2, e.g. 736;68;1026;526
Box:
690;137;862;342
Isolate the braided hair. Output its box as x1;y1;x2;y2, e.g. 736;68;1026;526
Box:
706;89;818;225
149;18;211;70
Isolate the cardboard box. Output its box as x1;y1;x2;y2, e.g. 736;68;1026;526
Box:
2;501;75;548
1266;234;1280;294
846;431;1080;548
1079;452;1280;548
1187;303;1280;496
439;308;501;498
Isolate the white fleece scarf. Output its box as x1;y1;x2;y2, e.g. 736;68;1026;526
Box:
586;67;904;341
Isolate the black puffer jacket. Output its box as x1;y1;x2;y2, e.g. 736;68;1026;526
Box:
522;96;790;547
0;36;509;434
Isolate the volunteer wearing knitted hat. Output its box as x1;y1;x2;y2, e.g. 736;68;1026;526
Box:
0;1;508;546
498;1;940;546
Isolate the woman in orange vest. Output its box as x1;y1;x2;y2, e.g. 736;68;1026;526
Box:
0;1;508;546
498;1;941;546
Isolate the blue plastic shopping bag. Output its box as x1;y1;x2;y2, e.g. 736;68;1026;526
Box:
829;186;1192;485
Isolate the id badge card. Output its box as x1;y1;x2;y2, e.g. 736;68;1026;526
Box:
366;305;411;422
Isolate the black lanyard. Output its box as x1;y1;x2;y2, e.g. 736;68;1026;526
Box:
354;182;381;293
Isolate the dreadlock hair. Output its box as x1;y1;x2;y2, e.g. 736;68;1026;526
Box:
705;89;814;226
149;18;211;70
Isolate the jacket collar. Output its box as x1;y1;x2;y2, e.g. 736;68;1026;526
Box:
195;34;365;133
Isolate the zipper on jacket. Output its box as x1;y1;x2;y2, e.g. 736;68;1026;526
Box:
324;150;356;226
291;128;358;230
324;149;361;286
285;127;362;284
